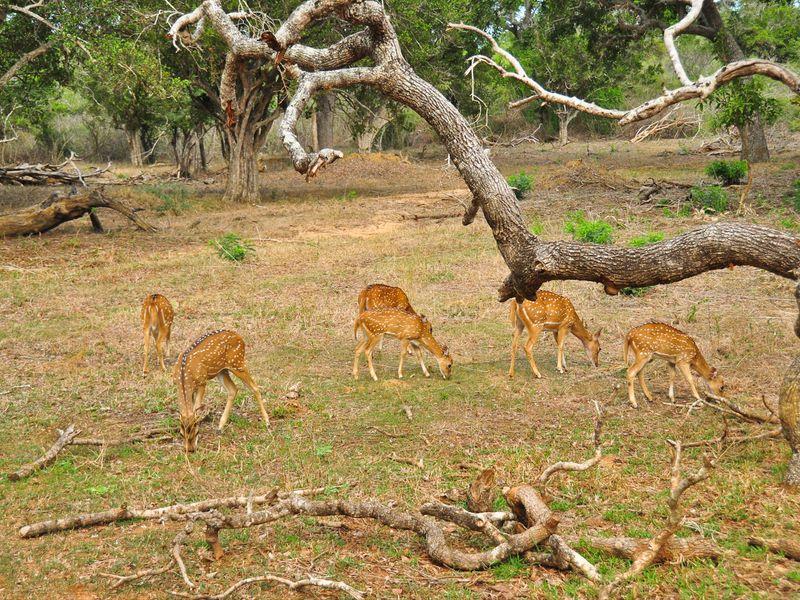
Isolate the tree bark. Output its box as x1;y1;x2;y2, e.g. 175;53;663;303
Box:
0;191;157;237
198;128;208;170
557;109;577;146
779;356;800;488
125;128;144;167
224;131;259;203
317;91;335;149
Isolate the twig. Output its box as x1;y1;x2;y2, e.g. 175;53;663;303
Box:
538;401;603;489
366;425;408;438
101;562;173;590
173;523;195;589
7;424;80;481
168;573;364;599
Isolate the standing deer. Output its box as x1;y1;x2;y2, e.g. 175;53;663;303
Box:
353;309;452;381
623;322;725;408
141;293;174;374
508;290;602;378
357;283;417;352
172;330;269;452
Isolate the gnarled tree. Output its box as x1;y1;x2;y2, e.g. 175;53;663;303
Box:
170;0;800;483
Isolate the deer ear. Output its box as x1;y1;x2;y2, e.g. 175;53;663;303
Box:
710;367;718;377
595;327;603;338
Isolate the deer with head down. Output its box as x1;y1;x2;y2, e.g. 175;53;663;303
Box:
624;322;725;408
141;293;174;374
173;329;269;452
509;290;602;378
357;283;418;353
353;308;452;381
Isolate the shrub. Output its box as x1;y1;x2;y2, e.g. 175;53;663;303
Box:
689;185;729;213
628;232;664;247
620;286;652;297
145;184;190;215
705;160;748;185
564;211;613;244
210;233;253;262
507;171;533;200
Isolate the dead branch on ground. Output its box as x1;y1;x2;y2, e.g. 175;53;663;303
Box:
466;468;496;512
598;441;715;600
0;155;110;186
748;537;800;561
538;401;603;491
8;423;175;482
0;190;157;237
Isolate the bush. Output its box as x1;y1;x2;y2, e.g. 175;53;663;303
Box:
629;232;664;247
792;179;800;212
689;185;729;213
564;211;613;244
620;286;652;297
705;160;748;185
210;233;253;262
507;171;533;200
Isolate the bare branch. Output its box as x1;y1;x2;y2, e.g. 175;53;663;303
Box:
663;0;704;86
0;40;57;90
168;574;365;600
538;401;603;488
7;424;79;481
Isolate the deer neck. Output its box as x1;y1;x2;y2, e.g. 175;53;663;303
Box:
691;353;714;381
569;318;593;347
420;333;446;358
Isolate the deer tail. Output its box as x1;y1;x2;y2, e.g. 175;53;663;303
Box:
623;334;631;365
354;316;362;340
357;289;367;315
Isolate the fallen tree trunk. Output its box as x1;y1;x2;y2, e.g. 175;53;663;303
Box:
586;535;723;562
0;159;110;186
0;190;157;237
748;537;800;561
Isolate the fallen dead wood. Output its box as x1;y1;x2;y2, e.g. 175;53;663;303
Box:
401;211;463;221
0;157;110;186
466;468;496;513
599;441;715;600
168;573;365;600
636;178;693;203
538;400;603;490
586;535;723;563
8;423;175;482
748;537;800;561
0;190;157;237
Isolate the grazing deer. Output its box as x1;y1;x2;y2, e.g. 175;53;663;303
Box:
141;293;174;374
623;322;725;408
357;283;417;352
172;330;269;452
358;283;415;314
508;290;602;378
353;309;452;381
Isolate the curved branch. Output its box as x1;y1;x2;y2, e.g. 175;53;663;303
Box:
663;0;704;85
499;222;800;301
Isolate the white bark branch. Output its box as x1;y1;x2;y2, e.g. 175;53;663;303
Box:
663;0;704;86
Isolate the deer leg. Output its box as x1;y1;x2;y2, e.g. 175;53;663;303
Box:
509;325;521;378
524;326;543;378
677;362;702;402
193;383;207;412
398;340;409;378
230;367;269;428
217;371;238;431
555;328;568;373
142;328;151;374
353;338;369;379
156;330;168;372
668;364;677;401
626;354;650;408
638;367;654;402
365;336;381;381
414;344;430;377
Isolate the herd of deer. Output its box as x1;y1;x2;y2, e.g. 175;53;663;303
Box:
141;283;725;452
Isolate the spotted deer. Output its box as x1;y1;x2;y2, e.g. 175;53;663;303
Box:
172;330;269;452
357;283;417;352
141;293;174;374
353;309;452;381
509;290;602;378
623;322;725;408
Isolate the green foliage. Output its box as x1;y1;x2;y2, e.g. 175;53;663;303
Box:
564;211;613;244
705;79;782;131
507;171;533;199
491;555;527;580
628;232;664;247
210;233;253;262
705;160;749;186
529;219;544;236
689;185;729;214
620;286;652;297
315;443;333;458
145;184;190;215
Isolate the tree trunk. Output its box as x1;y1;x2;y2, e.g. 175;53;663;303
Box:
557;110;576;146
779;355;800;488
224;133;259;203
125;128;144;167
197;126;208;171
218;124;230;162
354;105;389;153
317;91;335;149
310;108;319;151
702;2;771;163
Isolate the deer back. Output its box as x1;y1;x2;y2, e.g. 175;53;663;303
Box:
359;284;414;313
177;330;246;390
517;290;577;328
141;294;174;329
359;308;426;340
627;323;699;361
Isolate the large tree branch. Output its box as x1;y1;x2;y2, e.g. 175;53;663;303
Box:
0;39;57;90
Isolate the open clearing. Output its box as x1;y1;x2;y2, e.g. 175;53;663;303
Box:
1;140;799;598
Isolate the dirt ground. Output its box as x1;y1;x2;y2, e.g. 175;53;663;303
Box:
1;138;799;599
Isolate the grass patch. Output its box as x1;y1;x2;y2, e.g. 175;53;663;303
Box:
689;185;729;214
507;171;533;200
564;210;613;243
629;232;665;247
491;555;527;580
209;232;254;262
705;159;748;186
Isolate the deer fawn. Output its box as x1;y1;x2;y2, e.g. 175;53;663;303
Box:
353;309;452;380
358;283;417;353
172;330;269;452
141;293;174;374
623;322;725;408
509;290;602;378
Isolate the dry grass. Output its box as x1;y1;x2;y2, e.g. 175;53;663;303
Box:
1;139;799;599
